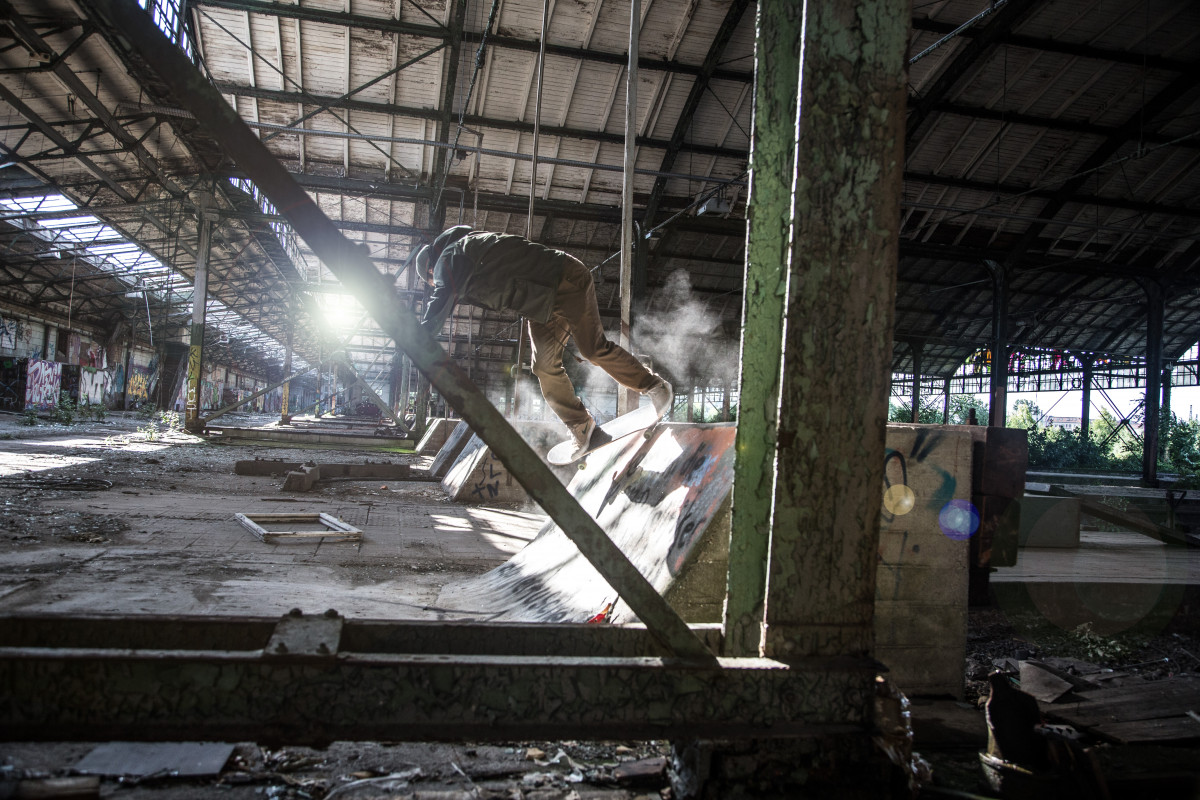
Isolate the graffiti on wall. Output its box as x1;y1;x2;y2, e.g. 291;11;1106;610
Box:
25;359;61;410
79;367;110;405
0;315;33;353
127;365;155;404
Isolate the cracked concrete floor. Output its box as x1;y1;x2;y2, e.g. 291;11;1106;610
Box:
0;411;545;620
0;412;680;799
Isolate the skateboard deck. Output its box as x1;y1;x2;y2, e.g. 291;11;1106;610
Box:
546;403;662;466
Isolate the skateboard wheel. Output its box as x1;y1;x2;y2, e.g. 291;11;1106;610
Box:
643;429;653;438
578;462;587;470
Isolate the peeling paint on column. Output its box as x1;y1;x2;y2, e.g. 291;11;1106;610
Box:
723;0;802;659
764;0;909;660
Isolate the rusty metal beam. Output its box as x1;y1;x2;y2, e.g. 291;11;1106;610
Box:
88;0;713;663
0;612;873;744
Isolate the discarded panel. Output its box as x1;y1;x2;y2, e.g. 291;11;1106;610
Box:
75;741;235;777
234;512;362;543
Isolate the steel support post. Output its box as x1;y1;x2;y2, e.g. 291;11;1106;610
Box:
617;0;639;416
202;363;318;425
763;0;907;662
942;378;951;424
1142;279;1164;486
721;0;799;659
985;259;1009;427
89;0;711;661
184;203;213;434
280;304;295;423
910;340;923;423
1079;353;1093;439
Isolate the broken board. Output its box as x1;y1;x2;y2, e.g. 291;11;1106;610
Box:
437;423;737;623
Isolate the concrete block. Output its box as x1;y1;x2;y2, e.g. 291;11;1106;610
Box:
1018;495;1081;548
879;426;973;698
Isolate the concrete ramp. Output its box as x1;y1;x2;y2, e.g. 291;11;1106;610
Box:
437;422;736;623
430;421;473;479
414;418;452;454
441;421;573;503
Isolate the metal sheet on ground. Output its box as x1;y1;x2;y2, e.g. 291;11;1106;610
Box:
75;741;235;776
437;423;736;623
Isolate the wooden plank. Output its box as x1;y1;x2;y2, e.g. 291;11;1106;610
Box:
1091;715;1200;744
1045;677;1200;728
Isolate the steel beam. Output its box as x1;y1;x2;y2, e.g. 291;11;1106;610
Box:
91;0;712;662
0;613;872;744
193;0;753;83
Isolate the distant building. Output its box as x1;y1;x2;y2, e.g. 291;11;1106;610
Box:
1046;416;1082;430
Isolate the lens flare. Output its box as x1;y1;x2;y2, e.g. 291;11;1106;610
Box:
883;484;915;516
938;499;980;540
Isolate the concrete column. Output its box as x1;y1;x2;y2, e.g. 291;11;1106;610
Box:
185;201;214;433
764;0;907;663
910;340;923;423
1142;280;1163;486
985;260;1009;427
721;0;799;658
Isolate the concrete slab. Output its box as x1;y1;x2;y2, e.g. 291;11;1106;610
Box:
430;421;473;479
437;422;736;623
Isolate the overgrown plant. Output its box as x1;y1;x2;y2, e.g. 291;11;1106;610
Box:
51;392;76;425
20;407;38;426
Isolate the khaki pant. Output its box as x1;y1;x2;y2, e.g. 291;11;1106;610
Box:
528;257;656;427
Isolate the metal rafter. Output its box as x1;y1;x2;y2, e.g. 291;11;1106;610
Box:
192;0;752;83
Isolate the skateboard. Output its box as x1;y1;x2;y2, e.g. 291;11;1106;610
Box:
546;403;662;466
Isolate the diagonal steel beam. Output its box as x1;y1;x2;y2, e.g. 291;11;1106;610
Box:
0;0;186;198
640;0;750;238
91;0;714;663
906;0;1040;148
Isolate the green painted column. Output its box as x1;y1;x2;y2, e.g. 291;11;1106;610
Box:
763;0;908;661
721;0;801;658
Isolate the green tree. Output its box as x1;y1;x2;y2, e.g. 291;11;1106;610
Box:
1008;399;1042;429
948;394;988;425
888;400;942;424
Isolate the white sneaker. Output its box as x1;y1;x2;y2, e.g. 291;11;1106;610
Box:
645;376;673;417
567;415;597;458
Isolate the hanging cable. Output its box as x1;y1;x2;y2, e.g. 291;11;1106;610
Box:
433;0;502;215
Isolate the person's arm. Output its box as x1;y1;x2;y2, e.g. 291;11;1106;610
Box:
420;248;465;334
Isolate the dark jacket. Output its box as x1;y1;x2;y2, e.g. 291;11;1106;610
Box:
421;230;571;333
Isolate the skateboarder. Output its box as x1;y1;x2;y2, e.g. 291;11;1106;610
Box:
415;225;673;458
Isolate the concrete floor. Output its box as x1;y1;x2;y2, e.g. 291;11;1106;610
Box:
0;411;545;621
